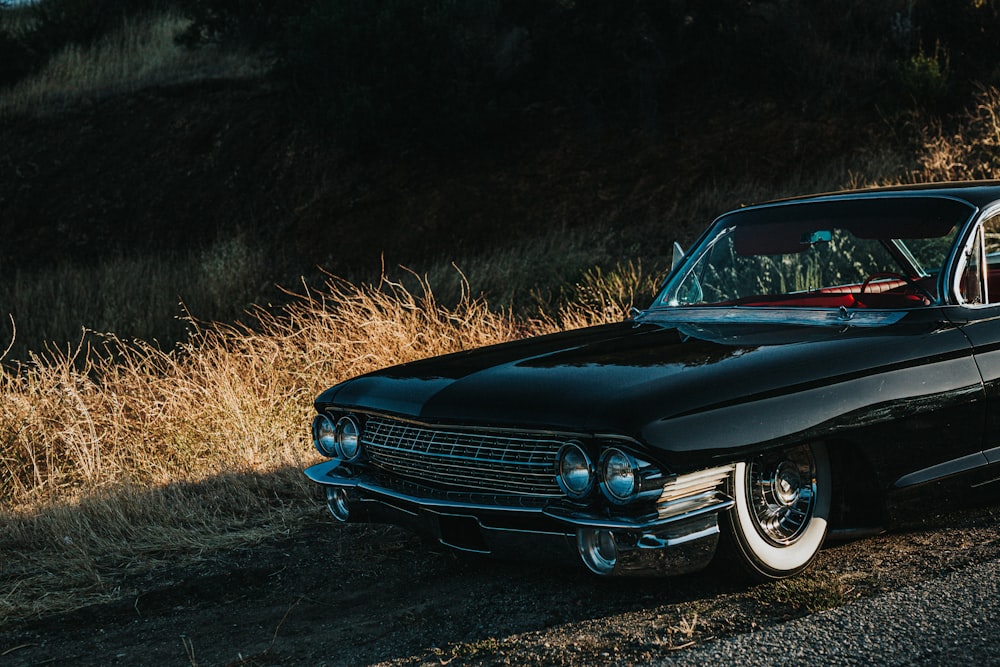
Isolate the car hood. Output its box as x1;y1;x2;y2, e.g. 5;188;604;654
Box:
316;311;978;458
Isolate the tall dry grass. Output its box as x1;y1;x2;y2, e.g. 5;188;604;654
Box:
0;3;36;34
915;86;1000;183
0;235;272;363
0;267;653;620
0;10;267;116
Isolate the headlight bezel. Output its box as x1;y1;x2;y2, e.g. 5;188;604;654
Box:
599;447;639;504
312;413;338;457
334;415;363;462
556;441;595;499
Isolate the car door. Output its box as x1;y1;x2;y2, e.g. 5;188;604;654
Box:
950;209;1000;468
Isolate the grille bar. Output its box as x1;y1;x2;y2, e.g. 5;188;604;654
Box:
363;417;564;497
366;448;557;482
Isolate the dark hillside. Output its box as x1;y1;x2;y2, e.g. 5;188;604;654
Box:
0;76;876;280
4;0;997;356
6;0;999;280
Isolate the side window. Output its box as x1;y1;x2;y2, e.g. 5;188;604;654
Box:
986;215;1000;304
959;214;1000;306
961;225;984;305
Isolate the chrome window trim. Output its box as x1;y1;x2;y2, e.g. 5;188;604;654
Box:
636;307;907;328
951;202;1000;307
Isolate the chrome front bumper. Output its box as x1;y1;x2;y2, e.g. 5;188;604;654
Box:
304;460;734;577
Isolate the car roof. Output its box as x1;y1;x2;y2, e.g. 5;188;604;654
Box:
742;181;1000;212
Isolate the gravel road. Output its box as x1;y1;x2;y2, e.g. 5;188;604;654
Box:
666;556;1000;666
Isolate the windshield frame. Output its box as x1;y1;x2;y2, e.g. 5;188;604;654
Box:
646;193;978;322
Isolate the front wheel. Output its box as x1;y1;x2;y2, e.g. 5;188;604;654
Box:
717;442;831;581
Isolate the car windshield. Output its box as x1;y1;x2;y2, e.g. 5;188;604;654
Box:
655;196;972;310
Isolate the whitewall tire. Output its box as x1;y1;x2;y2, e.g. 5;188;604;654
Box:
719;442;831;580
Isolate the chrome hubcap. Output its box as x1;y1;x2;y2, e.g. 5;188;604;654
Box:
746;446;816;546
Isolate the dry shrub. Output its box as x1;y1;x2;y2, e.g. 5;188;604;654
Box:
916;86;1000;182
554;261;663;330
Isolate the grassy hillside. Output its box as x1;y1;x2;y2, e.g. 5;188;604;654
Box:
3;0;1000;619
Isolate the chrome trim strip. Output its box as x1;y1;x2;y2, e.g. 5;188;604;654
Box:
542;492;734;531
304;459;347;483
305;460;549;513
304;461;735;530
892;450;990;488
659;464;734;501
636;306;907;328
636;523;719;549
656;464;733;520
656;490;730;520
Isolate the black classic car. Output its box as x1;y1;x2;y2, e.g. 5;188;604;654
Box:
305;182;1000;580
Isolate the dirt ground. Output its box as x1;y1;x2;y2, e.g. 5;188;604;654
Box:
1;503;997;667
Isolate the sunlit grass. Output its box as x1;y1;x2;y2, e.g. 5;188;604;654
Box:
0;262;659;621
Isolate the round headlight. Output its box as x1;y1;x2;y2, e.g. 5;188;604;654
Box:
600;448;637;503
312;414;338;457
335;416;362;461
557;442;593;498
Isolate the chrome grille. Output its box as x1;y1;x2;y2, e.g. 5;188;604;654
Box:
362;417;564;496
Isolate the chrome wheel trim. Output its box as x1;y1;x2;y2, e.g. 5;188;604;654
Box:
729;442;831;576
746;446;817;546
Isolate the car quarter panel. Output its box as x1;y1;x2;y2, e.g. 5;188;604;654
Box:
951;306;1000;463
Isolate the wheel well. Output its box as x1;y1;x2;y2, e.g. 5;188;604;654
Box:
825;439;884;534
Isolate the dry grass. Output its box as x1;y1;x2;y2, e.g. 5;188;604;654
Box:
0;11;267;117
0;267;651;621
0;235;271;363
914;86;1000;183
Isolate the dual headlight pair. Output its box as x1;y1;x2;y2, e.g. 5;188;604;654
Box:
313;414;362;461
558;442;649;504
